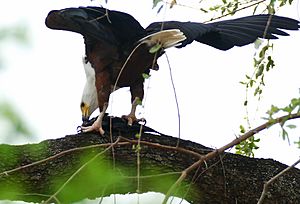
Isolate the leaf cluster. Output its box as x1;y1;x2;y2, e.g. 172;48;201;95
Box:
208;0;240;16
265;97;300;145
240;41;275;107
235;132;260;157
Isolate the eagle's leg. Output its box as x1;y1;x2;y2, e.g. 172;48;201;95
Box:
81;102;108;134
81;71;111;135
122;81;145;125
123;97;142;125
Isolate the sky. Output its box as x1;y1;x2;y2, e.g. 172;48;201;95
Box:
0;0;300;203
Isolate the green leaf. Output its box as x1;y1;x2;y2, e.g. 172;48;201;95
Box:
294;139;300;148
249;79;255;87
235;136;260;157
239;125;246;133
153;0;162;8
136;98;143;106
281;128;289;140
135;133;141;139
286;124;297;129
254;39;263;49
291;98;300;107
149;43;162;53
142;73;151;79
254;87;262;96
256;64;264;78
209;5;221;11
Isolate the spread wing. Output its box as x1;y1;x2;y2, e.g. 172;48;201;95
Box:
45;6;146;45
146;15;300;50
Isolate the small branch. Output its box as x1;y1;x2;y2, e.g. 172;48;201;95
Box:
0;135;202;178
123;171;181;180
0;142;129;177
203;0;267;23
165;53;181;147
119;136;203;158
257;157;300;204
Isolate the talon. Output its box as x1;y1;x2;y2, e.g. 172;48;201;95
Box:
77;126;83;133
122;114;136;126
81;124;98;133
139;118;146;125
99;127;105;135
127;118;133;126
80;103;108;135
122;115;145;126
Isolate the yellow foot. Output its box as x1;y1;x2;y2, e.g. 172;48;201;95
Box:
81;124;105;135
80;115;105;135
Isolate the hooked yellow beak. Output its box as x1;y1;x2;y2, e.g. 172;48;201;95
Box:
80;102;90;122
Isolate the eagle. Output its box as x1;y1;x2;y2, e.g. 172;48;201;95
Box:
45;6;299;134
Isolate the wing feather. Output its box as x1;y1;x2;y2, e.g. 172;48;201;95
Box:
146;14;299;50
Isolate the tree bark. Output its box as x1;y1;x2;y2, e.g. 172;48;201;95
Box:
0;116;299;204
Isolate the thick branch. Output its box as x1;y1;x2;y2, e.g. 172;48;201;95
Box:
0;116;299;204
257;157;300;204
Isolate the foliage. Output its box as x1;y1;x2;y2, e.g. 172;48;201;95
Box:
239;40;274;107
0;24;31;139
0;24;28;45
235;125;260;157
265;97;300;144
0;101;31;137
151;0;297;157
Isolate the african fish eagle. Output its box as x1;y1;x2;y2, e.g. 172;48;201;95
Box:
45;6;299;134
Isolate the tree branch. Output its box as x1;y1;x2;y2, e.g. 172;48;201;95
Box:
162;112;300;203
0;115;299;203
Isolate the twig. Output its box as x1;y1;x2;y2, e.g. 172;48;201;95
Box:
0;142;129;177
123;171;181;179
165;53;181;147
119;136;203;158
162;112;300;204
0;134;202;177
257;157;300;204
203;0;267;23
136;125;143;195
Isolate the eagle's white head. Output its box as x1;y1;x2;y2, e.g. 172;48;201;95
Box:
80;57;98;122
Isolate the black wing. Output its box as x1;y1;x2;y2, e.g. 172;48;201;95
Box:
146;14;300;50
45;6;146;45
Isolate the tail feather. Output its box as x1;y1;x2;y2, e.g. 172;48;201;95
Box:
139;29;186;49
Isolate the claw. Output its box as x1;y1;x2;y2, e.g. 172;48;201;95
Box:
99;127;105;135
122;114;146;126
81;121;99;133
122;114;136;126
77;126;83;133
80;103;108;135
122;97;145;126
